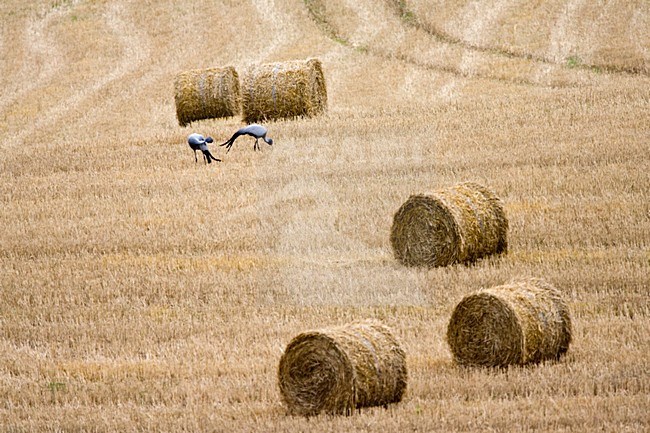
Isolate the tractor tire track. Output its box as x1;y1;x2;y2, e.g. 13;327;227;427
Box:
63;0;153;135
389;0;556;67
302;0;592;88
629;8;650;74
251;0;316;61
7;1;150;147
393;0;649;76
0;3;73;117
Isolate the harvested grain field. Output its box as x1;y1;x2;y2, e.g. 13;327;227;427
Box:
0;0;648;432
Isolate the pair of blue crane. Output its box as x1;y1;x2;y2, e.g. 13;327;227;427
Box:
188;124;273;164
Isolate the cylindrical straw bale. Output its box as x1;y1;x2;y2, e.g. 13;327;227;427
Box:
174;66;240;126
241;58;327;123
390;182;508;268
447;278;572;367
278;320;407;416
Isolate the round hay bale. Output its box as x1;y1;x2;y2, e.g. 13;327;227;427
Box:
278;320;407;416
390;182;508;268
446;277;572;367
241;58;327;123
174;66;240;126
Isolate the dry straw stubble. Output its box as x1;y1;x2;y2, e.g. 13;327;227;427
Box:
278;320;407;416
174;66;241;126
390;182;508;267
241;58;327;123
447;278;572;367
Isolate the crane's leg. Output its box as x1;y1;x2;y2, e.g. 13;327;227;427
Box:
194;150;198;163
254;139;260;151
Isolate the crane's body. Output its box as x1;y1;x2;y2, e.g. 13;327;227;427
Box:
188;133;220;164
220;124;273;152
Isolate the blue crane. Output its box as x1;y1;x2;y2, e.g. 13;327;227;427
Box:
188;133;221;164
220;124;273;152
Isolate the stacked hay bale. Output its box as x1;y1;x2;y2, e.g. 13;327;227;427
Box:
390;182;508;268
447;278;572;367
174;66;241;126
278;320;407;416
241;58;327;123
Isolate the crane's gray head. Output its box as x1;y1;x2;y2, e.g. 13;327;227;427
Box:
205;136;214;143
265;137;273;146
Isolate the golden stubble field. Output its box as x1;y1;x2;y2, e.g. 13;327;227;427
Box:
1;0;649;431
